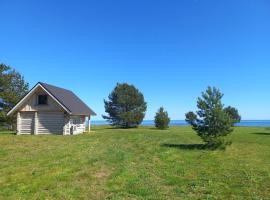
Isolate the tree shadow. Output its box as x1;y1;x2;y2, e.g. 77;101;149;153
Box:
91;125;118;130
0;131;16;135
92;125;141;131
161;143;209;150
147;127;169;130
251;132;270;136
101;126;120;130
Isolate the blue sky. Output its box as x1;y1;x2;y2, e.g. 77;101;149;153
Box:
1;0;270;120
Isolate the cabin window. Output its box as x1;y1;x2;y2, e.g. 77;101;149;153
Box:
38;95;48;105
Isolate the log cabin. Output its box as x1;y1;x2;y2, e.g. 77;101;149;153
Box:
7;82;96;135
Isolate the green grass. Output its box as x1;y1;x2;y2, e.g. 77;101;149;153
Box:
0;126;270;200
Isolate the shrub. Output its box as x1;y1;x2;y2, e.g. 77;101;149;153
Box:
154;107;170;129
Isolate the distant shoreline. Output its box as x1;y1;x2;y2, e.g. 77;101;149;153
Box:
91;120;270;127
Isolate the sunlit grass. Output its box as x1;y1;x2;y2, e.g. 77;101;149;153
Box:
0;126;270;199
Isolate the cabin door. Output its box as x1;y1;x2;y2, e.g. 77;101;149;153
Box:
20;112;34;134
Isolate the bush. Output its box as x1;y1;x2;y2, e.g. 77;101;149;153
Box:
154;107;170;129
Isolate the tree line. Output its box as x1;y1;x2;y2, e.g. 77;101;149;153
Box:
1;64;241;149
103;85;240;150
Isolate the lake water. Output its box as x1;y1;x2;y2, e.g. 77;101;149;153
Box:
91;120;270;127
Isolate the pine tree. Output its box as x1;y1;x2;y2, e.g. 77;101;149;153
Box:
224;106;241;126
103;83;147;128
154;107;170;129
185;87;234;149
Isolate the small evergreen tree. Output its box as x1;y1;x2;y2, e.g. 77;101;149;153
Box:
185;87;233;149
103;83;147;128
224;106;241;126
154;107;170;129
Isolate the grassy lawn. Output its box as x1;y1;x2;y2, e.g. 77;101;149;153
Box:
0;126;270;200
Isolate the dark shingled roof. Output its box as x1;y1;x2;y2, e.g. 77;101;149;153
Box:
39;82;96;116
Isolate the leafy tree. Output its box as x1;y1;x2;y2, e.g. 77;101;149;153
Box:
185;86;233;149
103;83;147;128
0;64;29;129
154;107;170;129
224;106;241;126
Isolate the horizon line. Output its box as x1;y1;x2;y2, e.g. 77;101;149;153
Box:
91;119;270;121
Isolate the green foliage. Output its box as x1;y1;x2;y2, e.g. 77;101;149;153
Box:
103;83;147;128
185;86;233;149
185;111;197;127
154;107;170;129
0;64;29;129
224;106;241;126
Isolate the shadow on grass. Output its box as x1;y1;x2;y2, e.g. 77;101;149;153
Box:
0;131;16;135
147;127;169;130
251;132;270;136
161;143;208;150
91;126;119;130
91;125;142;131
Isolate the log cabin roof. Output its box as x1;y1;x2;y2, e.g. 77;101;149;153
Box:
39;82;96;116
7;82;96;116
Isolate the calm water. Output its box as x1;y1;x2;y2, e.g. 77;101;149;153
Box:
91;120;270;127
